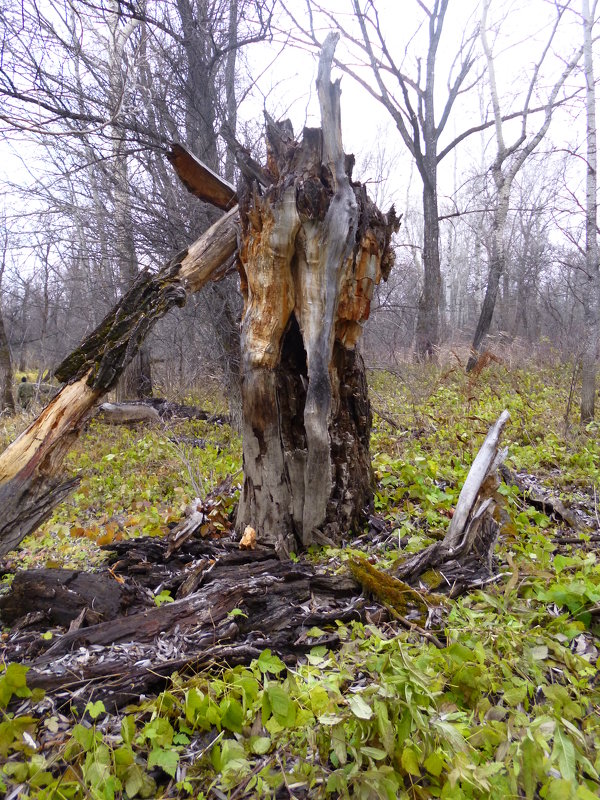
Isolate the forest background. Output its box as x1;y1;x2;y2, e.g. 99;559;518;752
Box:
0;0;597;404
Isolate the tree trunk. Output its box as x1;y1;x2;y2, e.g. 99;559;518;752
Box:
235;35;399;555
0;40;398;561
0;304;15;414
580;0;598;424
467;176;510;371
415;179;441;360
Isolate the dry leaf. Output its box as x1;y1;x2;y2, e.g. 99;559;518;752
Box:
240;525;256;550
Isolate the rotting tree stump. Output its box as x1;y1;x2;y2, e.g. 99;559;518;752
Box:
235;34;399;555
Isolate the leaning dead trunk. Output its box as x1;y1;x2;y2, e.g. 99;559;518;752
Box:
235;34;399;555
0;208;238;557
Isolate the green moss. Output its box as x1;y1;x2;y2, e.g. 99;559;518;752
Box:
349;554;430;618
419;569;443;590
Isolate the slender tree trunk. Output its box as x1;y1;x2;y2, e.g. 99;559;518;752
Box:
415;178;441;360
0;306;15;414
224;0;238;185
467;0;581;372
0;240;15;414
467;177;510;370
580;0;598;423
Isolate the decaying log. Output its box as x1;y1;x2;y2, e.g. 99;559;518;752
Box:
236;33;399;555
97;402;162;425
1;417;516;711
0;569;139;627
0;209;238;558
2;540;371;710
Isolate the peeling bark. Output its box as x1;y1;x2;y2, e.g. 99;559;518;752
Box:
236;34;399;554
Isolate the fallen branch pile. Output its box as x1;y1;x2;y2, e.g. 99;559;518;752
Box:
0;412;512;712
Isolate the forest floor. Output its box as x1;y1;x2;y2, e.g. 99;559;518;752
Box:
0;359;599;799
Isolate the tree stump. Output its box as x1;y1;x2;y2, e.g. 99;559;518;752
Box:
235;34;399;555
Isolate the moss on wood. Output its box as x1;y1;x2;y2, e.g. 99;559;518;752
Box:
55;256;187;391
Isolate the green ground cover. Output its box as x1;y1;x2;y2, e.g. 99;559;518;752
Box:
1;362;599;798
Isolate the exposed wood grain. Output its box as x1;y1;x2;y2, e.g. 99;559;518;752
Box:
168;143;238;209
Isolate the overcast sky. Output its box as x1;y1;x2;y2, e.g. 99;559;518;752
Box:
238;0;588;217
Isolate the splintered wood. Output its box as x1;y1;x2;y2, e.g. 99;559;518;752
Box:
236;33;399;555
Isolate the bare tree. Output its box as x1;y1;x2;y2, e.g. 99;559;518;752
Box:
467;0;582;371
0;0;271;412
281;0;485;359
580;0;599;421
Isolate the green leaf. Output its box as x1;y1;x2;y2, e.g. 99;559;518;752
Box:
143;717;174;748
72;723;95;751
154;590;174;607
401;747;421;776
544;779;576;800
250;736;271;755
348;694;373;720
503;685;528;706
220;698;244;733
424;751;444;777
521;737;542;800
552;726;576;782
124;764;144;798
0;663;31;708
85;700;106;720
529;645;548;661
147;747;179;778
121;716;136;745
256;649;285;675
266;685;296;726
361;746;387;760
227;608;248;618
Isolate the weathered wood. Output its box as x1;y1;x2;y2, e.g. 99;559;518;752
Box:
167;143;238;209
0;38;397;562
393;411;510;584
444;410;510;548
97;402;161;425
0;569;137;627
236;33;399;555
3;540;369;710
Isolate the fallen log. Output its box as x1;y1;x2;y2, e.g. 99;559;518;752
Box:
97;402;161;425
0;568;140;627
2;540;370;711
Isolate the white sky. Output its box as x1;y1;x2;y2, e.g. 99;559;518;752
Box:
238;0;589;220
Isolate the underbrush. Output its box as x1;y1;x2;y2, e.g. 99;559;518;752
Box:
1;362;599;798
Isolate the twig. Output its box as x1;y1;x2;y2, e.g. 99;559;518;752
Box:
384;602;445;649
564;360;580;430
552;535;600;544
